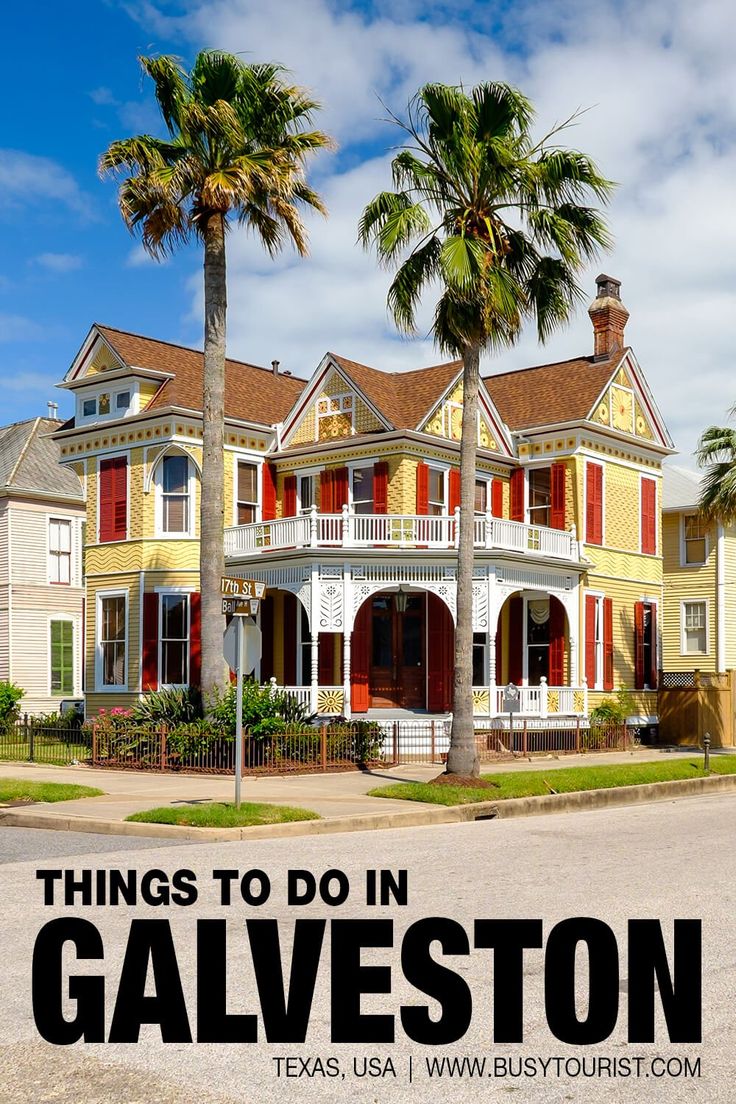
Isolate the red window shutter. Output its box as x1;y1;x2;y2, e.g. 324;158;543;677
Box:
508;595;523;685
142;592;159;692
283;475;297;518
262;463;277;520
634;601;645;690
373;461;388;514
189;592;201;688
99;456;127;542
318;633;335;685
550;462;566;530
427;592;454;712
283;593;297;686
585;594;598;688
319;469;334;513
586;462;603;545
549;596;566;686
351;600;371;713
510;469;525;521
641;478;656;555
603;597;614;691
333;470;350;512
491;478;504;518
648;603;658;689
416;462;429;515
449;467;461;514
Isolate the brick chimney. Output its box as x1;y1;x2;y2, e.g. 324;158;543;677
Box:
588;274;629;361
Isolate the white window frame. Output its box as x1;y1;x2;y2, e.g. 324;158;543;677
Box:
232;454;262;526
157;589;191;689
680;512;708;567
426;461;450;516
348;461;375;514
680;599;709;657
77;383;139;424
48;613;77;698
95;588;128;692
48;517;73;585
316;391;354;438
154;451;195;538
474;474;492;515
526;465;553;528
297;469;318;514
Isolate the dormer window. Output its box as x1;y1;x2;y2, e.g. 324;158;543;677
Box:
82;398;97;418
115;390;131;413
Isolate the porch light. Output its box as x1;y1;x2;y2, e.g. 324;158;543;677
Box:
395;586;409;613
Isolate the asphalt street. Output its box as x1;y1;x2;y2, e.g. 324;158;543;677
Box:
1;794;734;1104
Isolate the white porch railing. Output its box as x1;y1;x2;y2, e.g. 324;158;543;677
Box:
275;678;588;719
225;504;580;561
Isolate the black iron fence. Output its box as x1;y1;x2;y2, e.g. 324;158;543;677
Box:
0;716;630;775
0;717;92;766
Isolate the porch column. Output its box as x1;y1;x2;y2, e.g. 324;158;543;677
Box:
343;631;352;719
310;635;319;714
310;564;319;713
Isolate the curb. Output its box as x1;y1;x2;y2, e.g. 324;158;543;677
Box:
1;772;735;840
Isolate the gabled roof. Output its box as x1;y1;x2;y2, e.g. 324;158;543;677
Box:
662;465;702;511
484;352;620;431
0;418;83;499
328;353;463;430
76;326;307;428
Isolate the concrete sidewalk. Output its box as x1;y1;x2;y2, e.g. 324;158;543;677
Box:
0;746;710;830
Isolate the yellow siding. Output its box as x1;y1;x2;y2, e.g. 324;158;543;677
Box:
138;381;159;408
580;569;662;693
723;524;736;669
85;572;140;702
661;512;718;672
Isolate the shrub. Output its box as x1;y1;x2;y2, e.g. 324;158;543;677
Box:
326;719;384;765
208;680;308;737
0;682;24;727
131;686;203;726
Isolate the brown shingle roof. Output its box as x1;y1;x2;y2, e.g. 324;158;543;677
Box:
96;325;307;426
329;353;462;430
484;352;620;431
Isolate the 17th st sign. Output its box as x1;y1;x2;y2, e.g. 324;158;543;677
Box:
221;575;266;616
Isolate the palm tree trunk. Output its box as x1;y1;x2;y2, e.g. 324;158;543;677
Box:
446;341;481;777
200;212;227;702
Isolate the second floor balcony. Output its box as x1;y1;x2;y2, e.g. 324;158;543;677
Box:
224;504;582;562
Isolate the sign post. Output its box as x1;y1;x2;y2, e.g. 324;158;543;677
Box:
221;577;266;810
503;682;520;751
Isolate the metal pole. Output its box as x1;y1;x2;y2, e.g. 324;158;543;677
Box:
235;616;244;809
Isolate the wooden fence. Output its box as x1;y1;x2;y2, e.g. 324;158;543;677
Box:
658;670;735;747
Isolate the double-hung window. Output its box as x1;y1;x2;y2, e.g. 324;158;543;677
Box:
298;473;314;513
683;514;707;565
352;466;374;514
49;518;72;584
428;468;446;516
160;454;191;534
50;620;74;695
682;601;707;655
474;479;488;515
99;594;126;687
528;468;552;527
236;461;258;524
160;593;189;687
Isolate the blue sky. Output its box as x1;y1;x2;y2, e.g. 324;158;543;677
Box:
1;0;735;462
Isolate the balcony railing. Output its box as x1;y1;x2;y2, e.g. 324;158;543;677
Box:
225;505;581;561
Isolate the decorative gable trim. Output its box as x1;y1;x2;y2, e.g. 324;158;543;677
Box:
587;349;673;450
65;326;125;383
280;354;393;447
418;370;514;457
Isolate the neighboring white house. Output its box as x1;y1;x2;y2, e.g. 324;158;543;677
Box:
0;415;85;713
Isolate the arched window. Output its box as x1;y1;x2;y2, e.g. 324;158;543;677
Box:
156;452;194;536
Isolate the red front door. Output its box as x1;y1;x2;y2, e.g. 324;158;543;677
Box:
368;592;425;708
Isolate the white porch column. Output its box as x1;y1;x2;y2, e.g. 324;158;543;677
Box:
310;564;320;713
540;676;548;719
343;632;352;718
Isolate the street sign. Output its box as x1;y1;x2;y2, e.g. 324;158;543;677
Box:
222;597;261;617
223;617;261;673
221;575;266;599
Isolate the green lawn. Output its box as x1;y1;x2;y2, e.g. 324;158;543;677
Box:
0;779;103;804
126;801;321;828
0;740;90;764
368;757;736;807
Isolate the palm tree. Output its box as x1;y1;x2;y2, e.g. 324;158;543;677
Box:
697;413;736;522
359;83;612;777
101;51;332;701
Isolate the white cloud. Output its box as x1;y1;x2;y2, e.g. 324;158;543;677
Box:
135;0;736;461
0;150;91;218
33;252;83;273
126;245;169;268
0;314;44;342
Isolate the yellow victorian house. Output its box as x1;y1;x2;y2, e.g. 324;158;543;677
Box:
54;276;674;729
